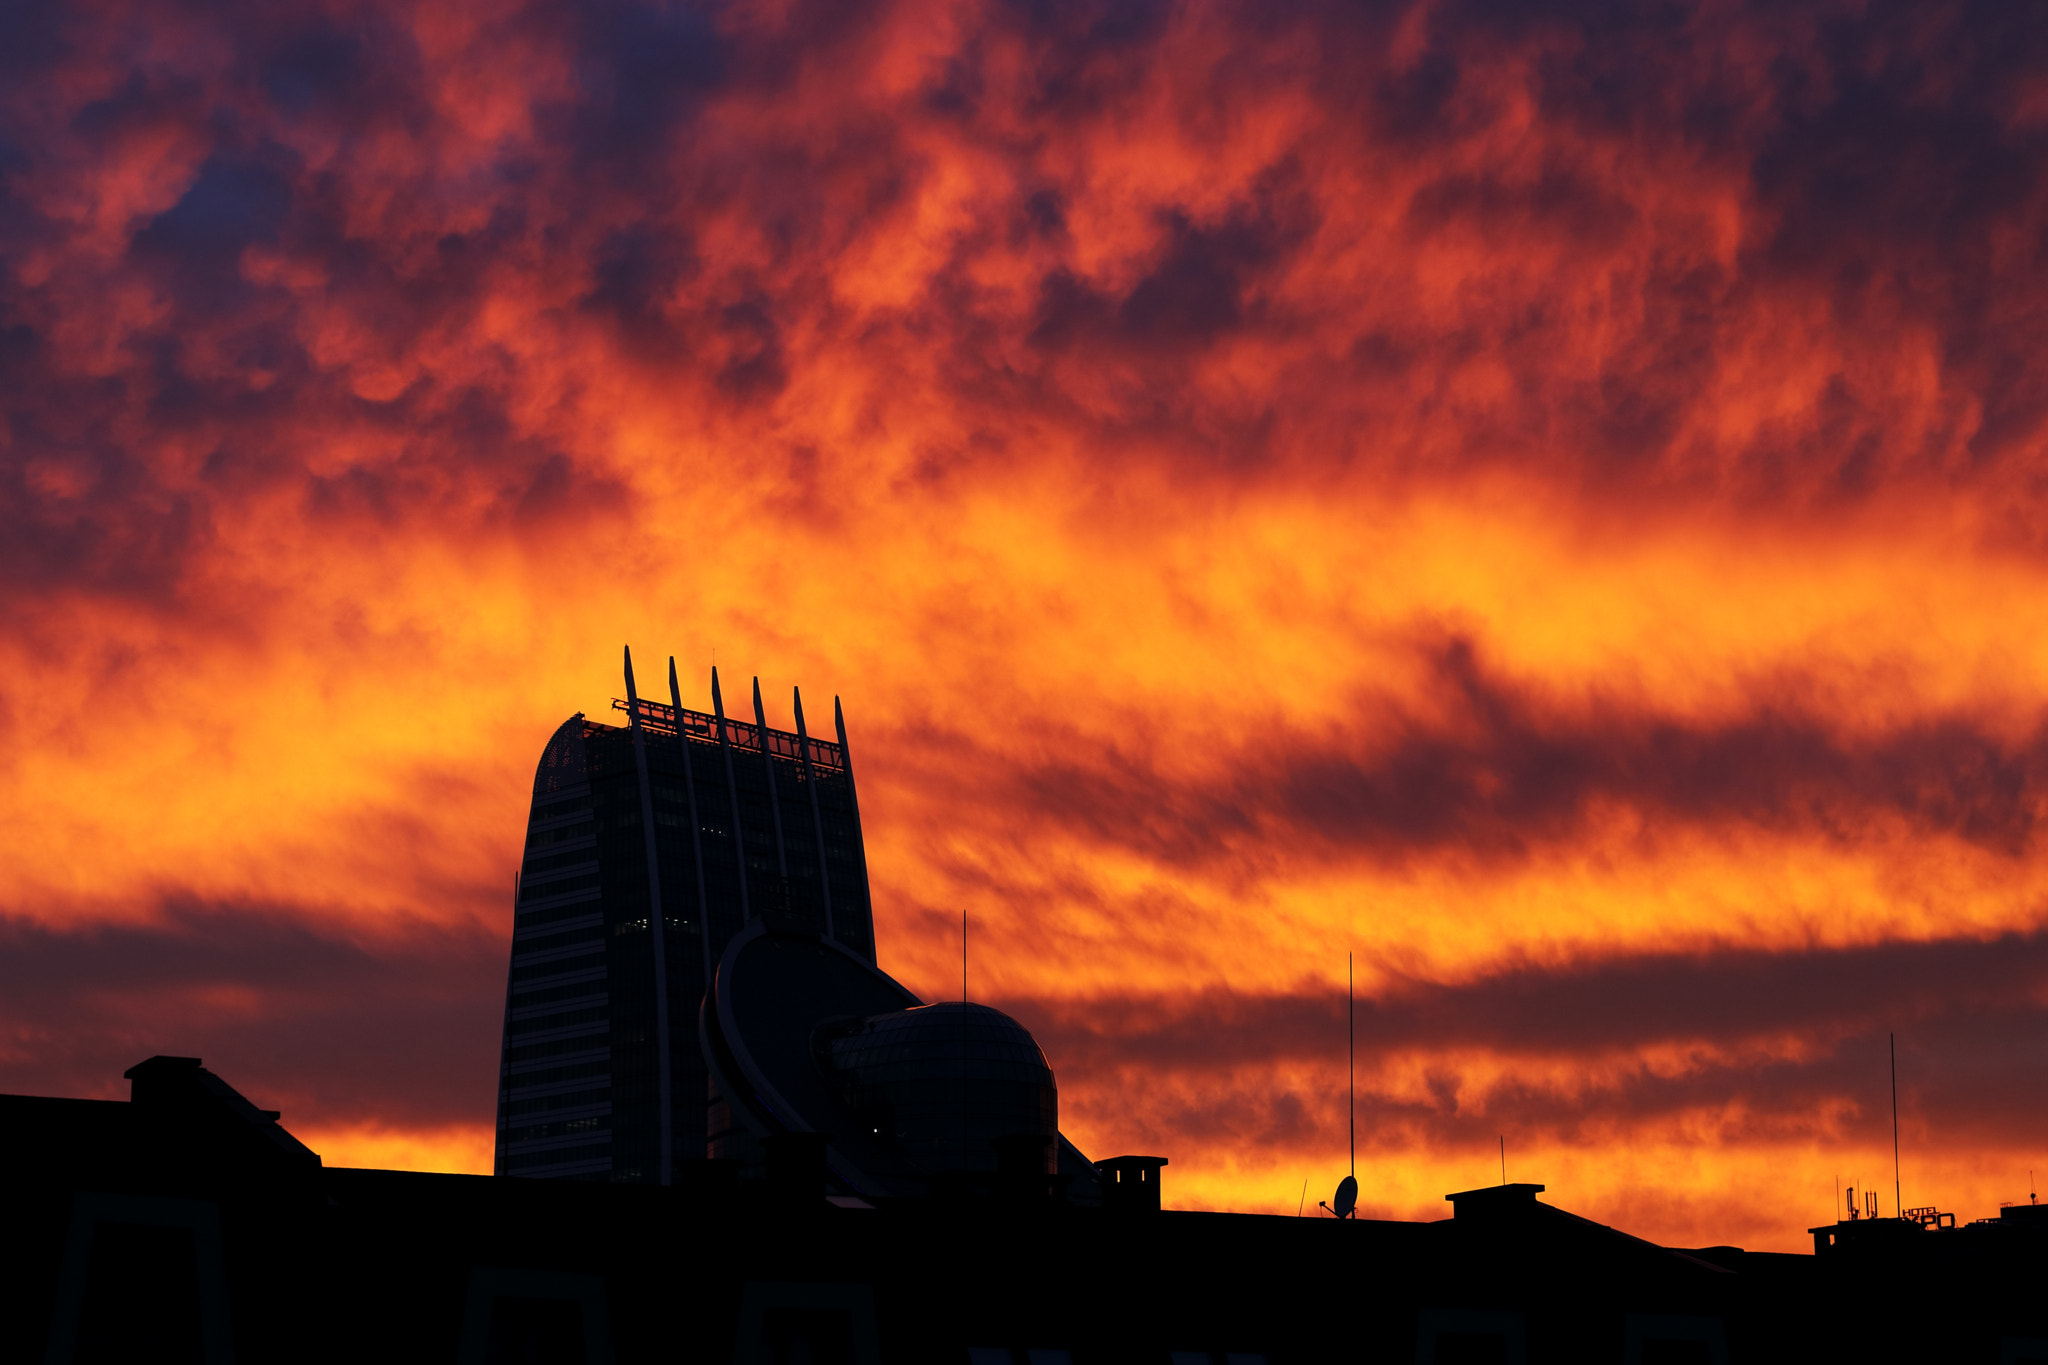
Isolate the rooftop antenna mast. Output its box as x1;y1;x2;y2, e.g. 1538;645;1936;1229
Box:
1891;1032;1902;1219
1321;955;1359;1220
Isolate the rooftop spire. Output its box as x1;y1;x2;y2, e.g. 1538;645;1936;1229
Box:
753;675;790;879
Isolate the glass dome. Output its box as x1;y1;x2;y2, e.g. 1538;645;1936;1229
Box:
820;1002;1058;1175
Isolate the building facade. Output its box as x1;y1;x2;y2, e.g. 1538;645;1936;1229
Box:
23;1053;2048;1364
494;651;876;1183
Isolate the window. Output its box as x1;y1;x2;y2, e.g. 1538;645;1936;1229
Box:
502;1060;609;1090
44;1194;234;1365
511;953;605;983
505;1036;611;1065
512;926;606;956
506;1114;611;1144
523;849;598;876
1433;1334;1509;1365
507;1007;607;1037
504;1088;611;1117
1622;1315;1726;1365
761;1308;857;1365
455;1268;611;1365
1641;1344;1712;1365
736;1283;878;1365
1416;1310;1525;1365
503;1144;612;1170
78;1223;205;1360
526;819;595;849
484;1297;585;1365
520;874;602;905
510;983;607;1011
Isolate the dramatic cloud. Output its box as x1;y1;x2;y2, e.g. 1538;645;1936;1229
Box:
4;0;2048;1249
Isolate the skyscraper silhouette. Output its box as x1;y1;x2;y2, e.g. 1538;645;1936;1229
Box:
495;651;875;1182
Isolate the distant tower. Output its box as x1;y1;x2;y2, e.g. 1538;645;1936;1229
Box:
493;652;876;1182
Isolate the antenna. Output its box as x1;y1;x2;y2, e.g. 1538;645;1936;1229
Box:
962;910;968;1001
1322;956;1360;1223
1500;1136;1506;1187
1891;1032;1901;1219
1297;1179;1307;1218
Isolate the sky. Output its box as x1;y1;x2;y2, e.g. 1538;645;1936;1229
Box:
3;0;2047;1252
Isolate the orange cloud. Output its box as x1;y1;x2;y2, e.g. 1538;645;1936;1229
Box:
2;0;2046;1253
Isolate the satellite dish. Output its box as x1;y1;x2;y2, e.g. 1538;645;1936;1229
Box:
1333;1174;1357;1220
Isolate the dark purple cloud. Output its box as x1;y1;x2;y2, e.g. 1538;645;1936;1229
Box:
1004;927;2048;1151
0;901;503;1128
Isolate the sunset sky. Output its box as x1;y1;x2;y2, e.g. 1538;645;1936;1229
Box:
4;0;2047;1252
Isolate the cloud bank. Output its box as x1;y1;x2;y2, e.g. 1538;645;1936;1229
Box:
4;0;2047;1248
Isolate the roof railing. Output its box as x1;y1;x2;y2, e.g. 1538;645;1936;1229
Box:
610;697;845;771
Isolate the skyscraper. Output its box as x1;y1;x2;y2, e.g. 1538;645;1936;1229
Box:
494;651;875;1182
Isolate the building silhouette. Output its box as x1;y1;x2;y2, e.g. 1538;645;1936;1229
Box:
699;918;1107;1202
7;1054;2047;1364
498;650;875;1183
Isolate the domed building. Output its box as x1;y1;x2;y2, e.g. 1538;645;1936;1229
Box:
701;921;1099;1201
821;1002;1059;1176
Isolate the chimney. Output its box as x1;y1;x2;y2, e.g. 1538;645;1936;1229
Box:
122;1055;321;1176
1443;1183;1546;1222
1095;1155;1168;1214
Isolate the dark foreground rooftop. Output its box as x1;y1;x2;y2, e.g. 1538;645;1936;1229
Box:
5;1057;2044;1364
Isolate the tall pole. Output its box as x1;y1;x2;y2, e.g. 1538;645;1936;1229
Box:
752;677;790;881
834;696;876;962
1891;1032;1902;1218
1348;952;1355;1180
623;647;673;1185
792;688;836;942
711;668;751;921
669;658;713;992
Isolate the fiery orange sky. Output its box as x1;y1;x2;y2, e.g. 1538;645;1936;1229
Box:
4;0;2047;1252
